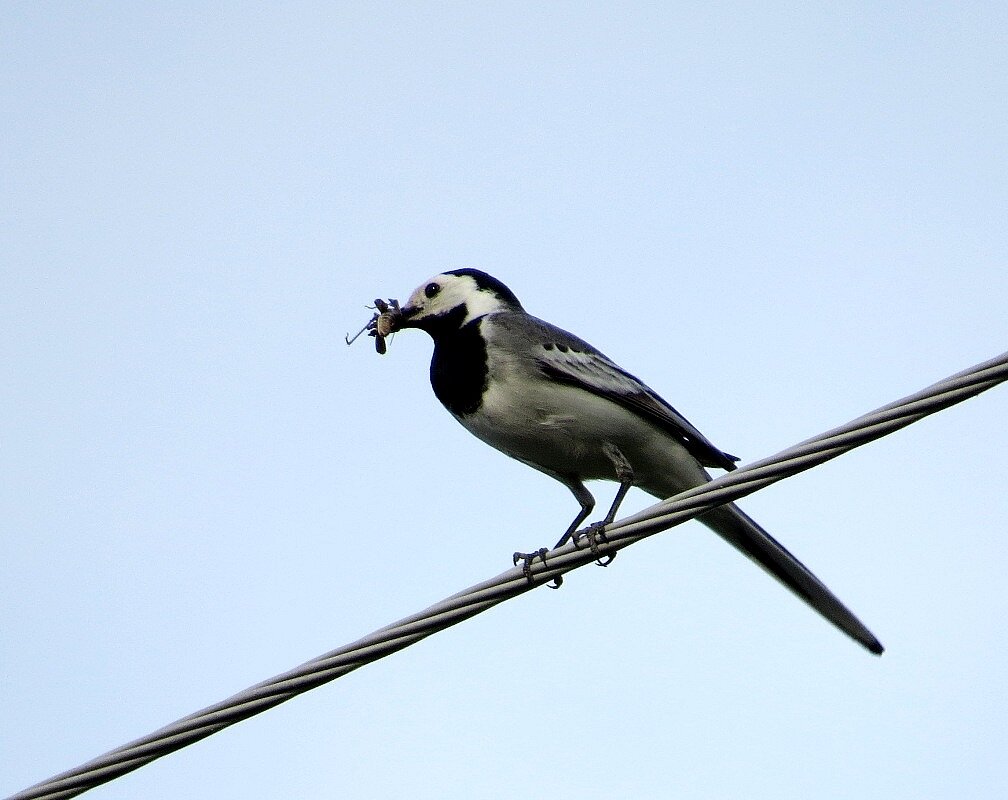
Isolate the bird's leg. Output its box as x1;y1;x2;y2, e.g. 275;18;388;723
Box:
552;483;596;549
578;444;634;567
511;482;595;589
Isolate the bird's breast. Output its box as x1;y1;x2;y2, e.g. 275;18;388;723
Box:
428;319;488;416
458;364;712;494
457;372;626;479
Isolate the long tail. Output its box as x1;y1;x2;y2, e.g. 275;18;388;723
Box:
698;503;883;654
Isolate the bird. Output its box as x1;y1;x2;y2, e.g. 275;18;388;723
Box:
383;267;883;655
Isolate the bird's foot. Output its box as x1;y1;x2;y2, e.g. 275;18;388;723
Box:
574;523;617;567
513;547;562;588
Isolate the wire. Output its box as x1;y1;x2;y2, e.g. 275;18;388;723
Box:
7;350;1007;800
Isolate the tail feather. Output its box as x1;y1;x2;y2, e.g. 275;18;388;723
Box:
698;503;883;655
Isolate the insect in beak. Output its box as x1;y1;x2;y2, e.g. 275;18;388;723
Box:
345;298;402;355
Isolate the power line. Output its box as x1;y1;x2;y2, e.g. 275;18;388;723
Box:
7;350;1007;800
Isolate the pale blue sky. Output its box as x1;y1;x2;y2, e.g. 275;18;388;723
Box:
3;3;1007;798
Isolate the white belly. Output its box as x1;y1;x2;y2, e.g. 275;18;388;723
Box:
457;372;711;498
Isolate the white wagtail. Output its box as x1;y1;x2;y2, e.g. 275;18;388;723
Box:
383;268;883;654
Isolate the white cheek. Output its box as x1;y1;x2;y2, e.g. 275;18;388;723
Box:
461;292;502;324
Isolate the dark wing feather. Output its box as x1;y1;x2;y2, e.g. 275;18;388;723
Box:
520;314;739;471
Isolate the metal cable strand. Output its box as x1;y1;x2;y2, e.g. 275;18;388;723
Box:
7;350;1007;800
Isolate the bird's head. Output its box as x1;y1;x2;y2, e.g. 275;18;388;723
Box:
394;268;523;336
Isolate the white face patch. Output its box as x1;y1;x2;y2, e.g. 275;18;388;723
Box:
404;272;509;325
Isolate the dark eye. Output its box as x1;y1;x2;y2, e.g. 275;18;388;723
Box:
424;282;441;298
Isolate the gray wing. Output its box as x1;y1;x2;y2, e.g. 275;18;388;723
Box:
498;312;739;471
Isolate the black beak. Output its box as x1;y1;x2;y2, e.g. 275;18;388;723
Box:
394;303;422;329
